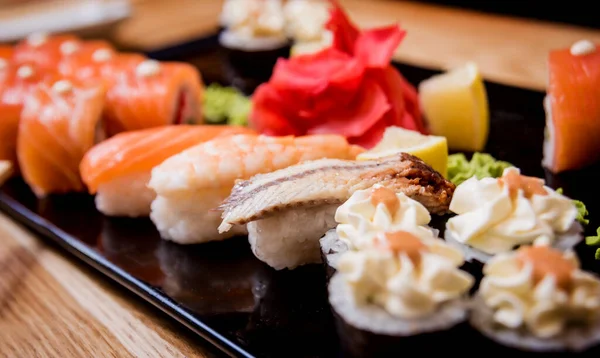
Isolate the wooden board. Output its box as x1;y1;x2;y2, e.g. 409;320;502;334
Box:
0;213;217;357
109;0;600;91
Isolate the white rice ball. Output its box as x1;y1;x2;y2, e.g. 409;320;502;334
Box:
248;204;338;270
95;172;155;217
151;189;247;244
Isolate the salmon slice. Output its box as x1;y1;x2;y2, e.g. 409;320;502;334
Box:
17;78;106;197
103;60;205;137
0;63;58;167
543;43;600;173
13;34;80;71
148;134;365;244
81;125;256;193
79;125;256;217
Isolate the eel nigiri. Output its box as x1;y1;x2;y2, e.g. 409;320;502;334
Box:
102;59;205;137
12;33;80;71
1;63;57;166
218;153;455;270
80;125;256;217
148;134;364;244
543;40;600;173
17;78;106;197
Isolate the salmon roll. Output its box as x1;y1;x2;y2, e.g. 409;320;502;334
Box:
0;63;57;167
543;40;600;173
17;77;106;197
57;40;117;81
329;229;473;357
103;59;205;137
149;134;363;244
0;46;13;62
12;33;80;71
471;243;600;353
444;167;582;263
80;125;255;217
320;186;440;280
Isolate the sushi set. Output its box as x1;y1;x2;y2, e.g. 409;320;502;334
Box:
2;1;600;357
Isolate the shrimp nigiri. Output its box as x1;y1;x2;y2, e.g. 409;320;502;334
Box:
17;78;106;197
1;63;57;167
102;59;205;137
12;33;80;71
80;125;256;217
543;40;600;173
148;134;364;244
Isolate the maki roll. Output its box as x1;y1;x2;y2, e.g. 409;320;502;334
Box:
471;242;600;353
218;0;290;86
284;0;333;56
319;185;439;281
445;167;582;263
329;230;474;357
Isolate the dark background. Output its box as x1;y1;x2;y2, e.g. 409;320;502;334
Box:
413;0;598;29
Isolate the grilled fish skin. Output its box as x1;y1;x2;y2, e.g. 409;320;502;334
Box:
218;153;455;233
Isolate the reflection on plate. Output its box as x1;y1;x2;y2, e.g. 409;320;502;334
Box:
157;237;267;316
240;266;340;357
98;217;165;286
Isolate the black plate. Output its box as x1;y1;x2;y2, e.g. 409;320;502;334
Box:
1;34;600;357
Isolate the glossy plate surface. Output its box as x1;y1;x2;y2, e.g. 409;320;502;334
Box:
1;35;600;357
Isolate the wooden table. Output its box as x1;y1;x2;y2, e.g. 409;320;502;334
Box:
2;1;600;357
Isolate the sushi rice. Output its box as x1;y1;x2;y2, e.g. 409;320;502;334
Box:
249;204;338;270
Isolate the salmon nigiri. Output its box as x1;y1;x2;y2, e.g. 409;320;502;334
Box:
1;63;57;167
102;59;205;137
13;33;80;71
17;78;106;197
80;125;256;217
543;40;600;173
148;134;364;244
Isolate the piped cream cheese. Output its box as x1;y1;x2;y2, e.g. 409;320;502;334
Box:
335;185;433;250
479;244;600;338
337;230;473;319
570;40;596;56
446;167;577;254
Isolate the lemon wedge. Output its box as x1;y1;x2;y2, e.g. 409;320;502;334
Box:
418;62;489;152
357;127;448;177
